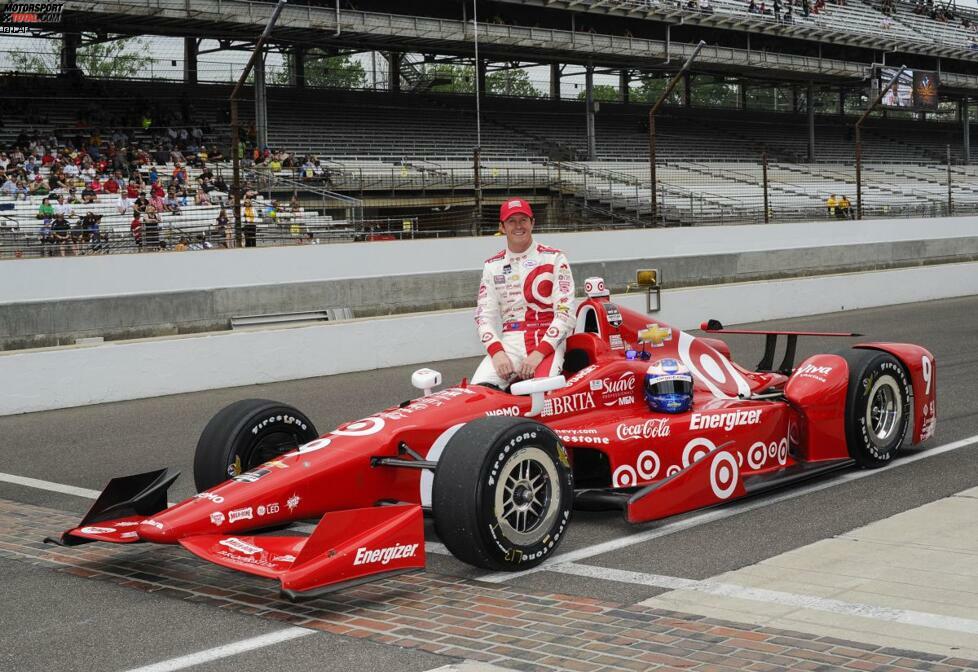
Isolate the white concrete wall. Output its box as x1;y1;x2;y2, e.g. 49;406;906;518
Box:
3;216;978;304
3;260;977;416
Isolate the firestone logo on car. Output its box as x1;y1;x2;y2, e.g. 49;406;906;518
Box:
616;418;671;441
353;542;419;566
689;409;762;432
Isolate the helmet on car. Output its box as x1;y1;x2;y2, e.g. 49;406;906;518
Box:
644;358;693;413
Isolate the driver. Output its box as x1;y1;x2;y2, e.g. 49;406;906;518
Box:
472;198;575;388
644;359;694;413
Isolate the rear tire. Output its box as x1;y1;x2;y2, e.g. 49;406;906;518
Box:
194;399;319;492
840;350;910;468
432;417;574;571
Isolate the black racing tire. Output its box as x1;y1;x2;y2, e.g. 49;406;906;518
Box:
194;399;319;492
432;416;574;571
839;349;911;469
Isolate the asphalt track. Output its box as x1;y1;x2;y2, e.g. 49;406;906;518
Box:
2;294;977;672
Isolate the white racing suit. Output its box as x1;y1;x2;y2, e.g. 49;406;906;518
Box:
472;242;576;388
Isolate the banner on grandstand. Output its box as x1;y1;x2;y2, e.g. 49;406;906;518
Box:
874;66;939;111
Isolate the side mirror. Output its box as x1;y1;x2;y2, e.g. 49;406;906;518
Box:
411;368;442;396
510;375;567;417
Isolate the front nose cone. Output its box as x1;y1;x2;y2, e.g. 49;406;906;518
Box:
137;518;176;543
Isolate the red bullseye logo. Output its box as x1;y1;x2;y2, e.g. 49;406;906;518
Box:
524;264;554;312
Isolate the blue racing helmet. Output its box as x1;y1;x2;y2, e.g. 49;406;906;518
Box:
644;358;694;413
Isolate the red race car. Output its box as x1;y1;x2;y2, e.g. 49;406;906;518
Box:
49;276;937;600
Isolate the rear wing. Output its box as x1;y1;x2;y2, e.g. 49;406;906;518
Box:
700;319;862;375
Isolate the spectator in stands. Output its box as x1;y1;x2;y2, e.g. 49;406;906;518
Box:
125;181;140;200
36;197;54;224
748;0;759;12
29;175;49;196
143;205;161;250
882;15;894;29
174;236;190;252
150;180;165;199
163;188;182;215
81;183;97;204
82;213;101;252
214;207;229;248
838;195;852;219
148;166;159;186
171;163;188;187
130;212;142;250
243;198;257;248
0;175;16;196
826;194;837;218
51;215;71;256
208;145;224;161
195;188;211;206
54;194;74;220
698;0;714;13
133;192;149;215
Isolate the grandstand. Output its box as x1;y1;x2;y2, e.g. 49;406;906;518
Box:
2;0;978;256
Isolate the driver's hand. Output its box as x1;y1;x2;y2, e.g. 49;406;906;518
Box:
491;351;516;381
519;351;546;379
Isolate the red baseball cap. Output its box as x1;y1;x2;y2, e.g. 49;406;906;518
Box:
499;198;533;222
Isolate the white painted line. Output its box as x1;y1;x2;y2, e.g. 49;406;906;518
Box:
0;472;102;499
549;563;978;636
478;433;978;583
122;627;313;672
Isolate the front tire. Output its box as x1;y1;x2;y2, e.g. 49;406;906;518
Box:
432;417;574;571
841;350;910;468
194;399;319;492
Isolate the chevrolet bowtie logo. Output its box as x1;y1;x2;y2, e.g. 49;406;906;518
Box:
638;324;672;346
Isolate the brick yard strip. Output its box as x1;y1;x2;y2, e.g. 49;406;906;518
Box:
478;433;978;584
3;500;978;672
545;563;978;636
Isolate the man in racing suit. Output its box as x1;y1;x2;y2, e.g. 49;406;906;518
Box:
472;198;576;388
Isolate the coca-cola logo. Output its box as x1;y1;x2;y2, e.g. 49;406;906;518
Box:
615;418;671;441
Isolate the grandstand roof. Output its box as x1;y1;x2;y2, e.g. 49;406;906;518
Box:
57;0;978;94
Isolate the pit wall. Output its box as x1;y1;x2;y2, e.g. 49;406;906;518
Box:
2;260;977;416
3;217;978;350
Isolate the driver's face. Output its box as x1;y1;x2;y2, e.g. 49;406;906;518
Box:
499;213;534;252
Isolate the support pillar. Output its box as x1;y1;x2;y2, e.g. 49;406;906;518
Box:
807;81;815;164
619;69;630;104
254;49;268;150
292;46;306;89
682;71;691;107
792;85;799;113
963;98;971;165
477;59;487;98
550;62;561;100
838;88;846;115
739;81;748;110
585;63;596;160
183;38;198;85
387;52;401;92
60;33;80;76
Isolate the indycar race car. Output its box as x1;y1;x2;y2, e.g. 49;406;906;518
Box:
48;276;937;600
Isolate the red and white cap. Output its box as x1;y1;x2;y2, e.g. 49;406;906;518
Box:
499;198;533;222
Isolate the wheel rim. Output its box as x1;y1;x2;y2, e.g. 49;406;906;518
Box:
493;446;561;546
229;430;302;477
865;375;903;447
